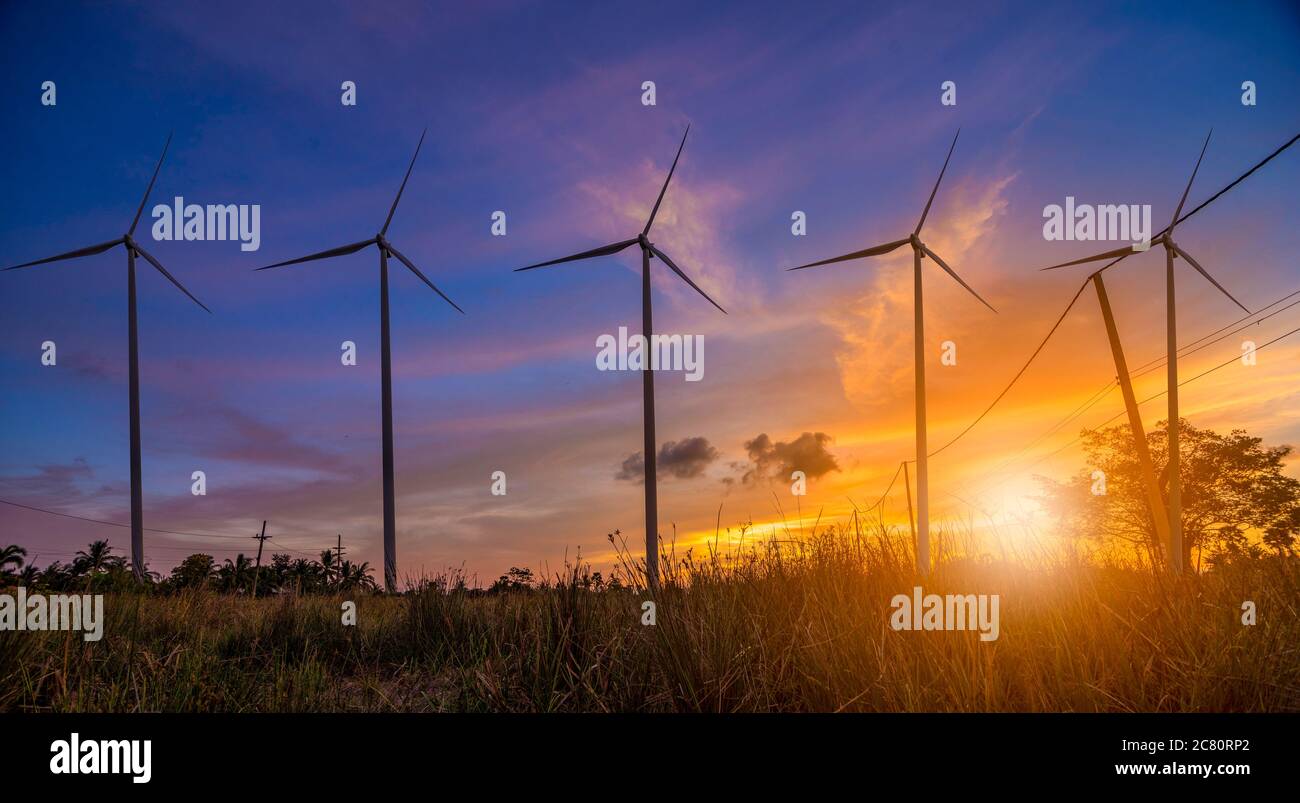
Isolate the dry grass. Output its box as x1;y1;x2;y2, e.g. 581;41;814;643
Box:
2;523;1297;712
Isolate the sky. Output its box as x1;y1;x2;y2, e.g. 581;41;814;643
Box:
1;0;1298;583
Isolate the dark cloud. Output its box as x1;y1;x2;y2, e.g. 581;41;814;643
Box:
0;458;110;500
68;353;122;383
155;403;350;473
740;431;839;483
616;436;720;482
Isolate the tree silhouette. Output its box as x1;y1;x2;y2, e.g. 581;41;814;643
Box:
319;549;338;586
17;564;39;586
0;544;27;576
218;554;254;593
169;553;216;589
74;540;120;575
0;540;388;596
1039;419;1300;568
337;560;377;592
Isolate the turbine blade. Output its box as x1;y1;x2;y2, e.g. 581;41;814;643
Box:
385;242;465;314
382;128;427;236
1037;239;1161;271
643;125;690;235
255;238;376;270
1170;242;1249;315
2;238;123;271
648;244;726;314
129;132;173;236
514;238;639;271
132;243;211;313
915;129;960;236
1171;130;1212;230
785;238;909;271
922;245;996;313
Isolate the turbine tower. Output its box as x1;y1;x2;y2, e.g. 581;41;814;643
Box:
2;133;211;580
1038;131;1250;574
256;129;463;592
785;130;996;575
514;126;726;590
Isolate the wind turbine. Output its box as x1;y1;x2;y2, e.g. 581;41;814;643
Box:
2;132;210;581
784;130;996;576
513;126;725;590
1038;131;1250;574
255;129;463;593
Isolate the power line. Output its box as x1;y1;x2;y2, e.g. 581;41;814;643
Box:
974;284;1300;490
1088;132;1300;281
967;321;1300;501
1108;324;1300;427
927;277;1092;458
857;461;904;513
266;539;324;558
1129;292;1300;382
0;497;331;552
1130;288;1300;375
854;279;1300;518
854;288;1298;523
926;131;1300;462
0;498;248;539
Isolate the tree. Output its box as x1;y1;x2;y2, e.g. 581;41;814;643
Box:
17;564;40;587
40;561;71;590
218;554;254;593
337;560;377;592
73;540;121;575
1039;419;1300;569
319;549;337;586
490;566;536;593
169;554;216;589
287;557;320;593
0;544;27;577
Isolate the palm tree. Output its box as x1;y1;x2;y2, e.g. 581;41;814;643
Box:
40;561;70;590
338;560;378;592
74;540;116;575
287;558;317;593
219;554;254;593
319;549;337;586
0;544;27;574
18;564;40;587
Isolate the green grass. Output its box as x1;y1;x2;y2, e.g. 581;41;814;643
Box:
2;526;1297;712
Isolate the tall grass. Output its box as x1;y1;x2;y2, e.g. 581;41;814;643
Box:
2;521;1296;712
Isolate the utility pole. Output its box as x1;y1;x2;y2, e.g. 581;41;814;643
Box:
640;247;659;592
913;248;930;577
250;520;268;597
1091;274;1171;566
902;461;918;561
333;533;347;586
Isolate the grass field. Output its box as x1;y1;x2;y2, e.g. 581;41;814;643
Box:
2;525;1297;713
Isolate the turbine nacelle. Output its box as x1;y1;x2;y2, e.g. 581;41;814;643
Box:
784;130;996;313
255;130;463;315
513;126;726;315
1034;131;1249;316
1;133;210;314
